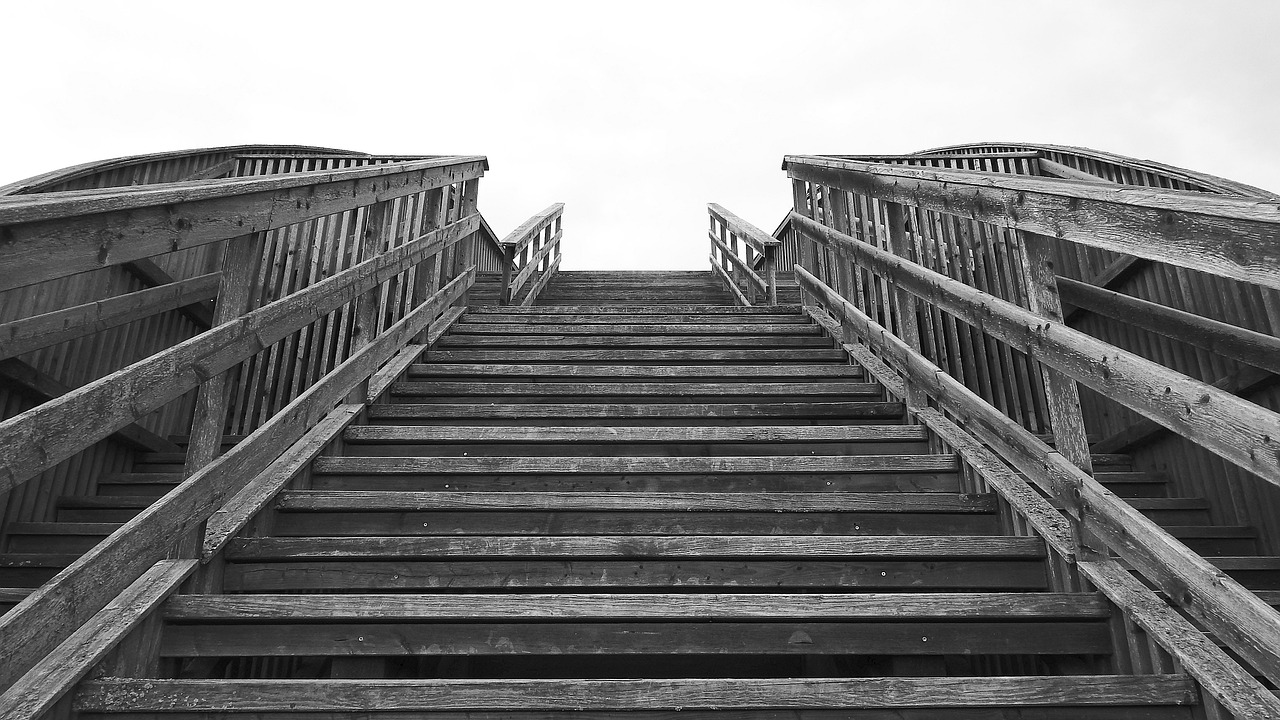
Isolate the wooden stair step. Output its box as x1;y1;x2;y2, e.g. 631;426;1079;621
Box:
4;521;119;553
0;553;80;585
95;472;182;496
1120;498;1212;525
366;401;907;426
310;455;960;477
340;424;931;459
275;490;994;513
222;558;1047;592
73;676;1199;712
56;495;151;522
437;335;836;349
465;305;805;314
0;586;32;613
163;591;1110;620
224;535;1045;560
390;380;884;399
461;313;813;325
408;363;864;380
1165;526;1259;555
1206;556;1280;589
448;323;822;335
1094;472;1169;497
422;348;850;363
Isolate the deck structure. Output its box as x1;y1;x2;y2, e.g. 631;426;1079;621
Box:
0;143;1279;718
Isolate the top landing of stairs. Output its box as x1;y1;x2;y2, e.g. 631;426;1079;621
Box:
535;271;739;306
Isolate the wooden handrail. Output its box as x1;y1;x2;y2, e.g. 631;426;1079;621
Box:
784;155;1280;291
498;204;564;306
795;264;1280;694
0;155;487;292
706;205;778;306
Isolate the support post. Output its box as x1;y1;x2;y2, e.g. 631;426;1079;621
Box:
884;202;929;411
344;201;391;404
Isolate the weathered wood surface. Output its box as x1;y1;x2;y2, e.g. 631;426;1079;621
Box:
275;490;991;513
422;348;848;362
0;271;219;361
0;214;478;494
224;535;1042;559
709;258;751;307
391;381;881;397
121;259;216;328
0;156;486;292
410;363;861;378
450;323;818;335
0;269;474;690
161;591;1107;620
343;425;927;444
310;455;958;475
74;676;1198;711
792;211;1280;489
794;266;1280;688
785;154;1280;291
0;560;195;720
366;401;905;422
365;306;465;402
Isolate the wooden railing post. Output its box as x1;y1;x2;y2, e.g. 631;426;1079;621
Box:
182;232;262;478
764;244;778;305
456;180;480;307
883;202;928;411
411;187;446;342
498;243;516;306
1017;230;1095;476
344;200;392;404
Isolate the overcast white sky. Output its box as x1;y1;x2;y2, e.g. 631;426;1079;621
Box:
2;1;1277;270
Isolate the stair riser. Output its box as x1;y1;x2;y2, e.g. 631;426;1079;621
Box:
340;441;933;458
310;473;960;493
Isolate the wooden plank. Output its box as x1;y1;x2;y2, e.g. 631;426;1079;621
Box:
366;401;904;421
785;154;1280;291
312;454;958;475
0;560;195;720
1037;158;1114;183
225;535;1042;559
0;272;220;361
509;229;561;298
391;381;882;397
0;156;487;292
162;591;1108;620
121;259;216;329
365;306;464;402
0;214;478;494
435;335;835;349
707;204;780;253
421;348;847;362
793;267;1280;688
791;212;1280;488
709;233;767;291
73;676;1198;711
342;425;927;444
0;359;181;454
449;323;817;335
1058;275;1280;376
497;203;563;255
160;620;1108;658
409;363;860;379
275;490;992;513
201;404;362;560
0;269;474;690
467;305;803;314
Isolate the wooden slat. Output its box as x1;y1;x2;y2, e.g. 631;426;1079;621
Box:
162;591;1107;620
0;560;195;720
225;535;1043;559
509;229;561;298
791;212;1280;488
409;363;860;378
709;257;751;307
343;425;926;444
497;203;563;255
73;676;1198;711
0;269;473;690
367;401;904;421
421;348;848;362
0;272;220;360
121;260;216;329
785;154;1280;291
0;214;478;494
709;232;767;291
519;253;562;307
707;203;780;253
449;322;816;335
0;156;487;291
391;381;882;397
275;490;991;513
311;454;958;475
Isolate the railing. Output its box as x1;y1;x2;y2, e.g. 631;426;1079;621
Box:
762;152;1280;716
0;153;486;692
497;203;564;306
707;203;779;306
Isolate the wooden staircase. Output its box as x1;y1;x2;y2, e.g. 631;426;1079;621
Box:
64;275;1201;717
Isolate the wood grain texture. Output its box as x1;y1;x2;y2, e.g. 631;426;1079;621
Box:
342;425;927;444
311;454;958;475
74;676;1197;711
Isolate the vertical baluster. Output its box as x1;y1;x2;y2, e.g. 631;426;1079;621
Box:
884;202;928;411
